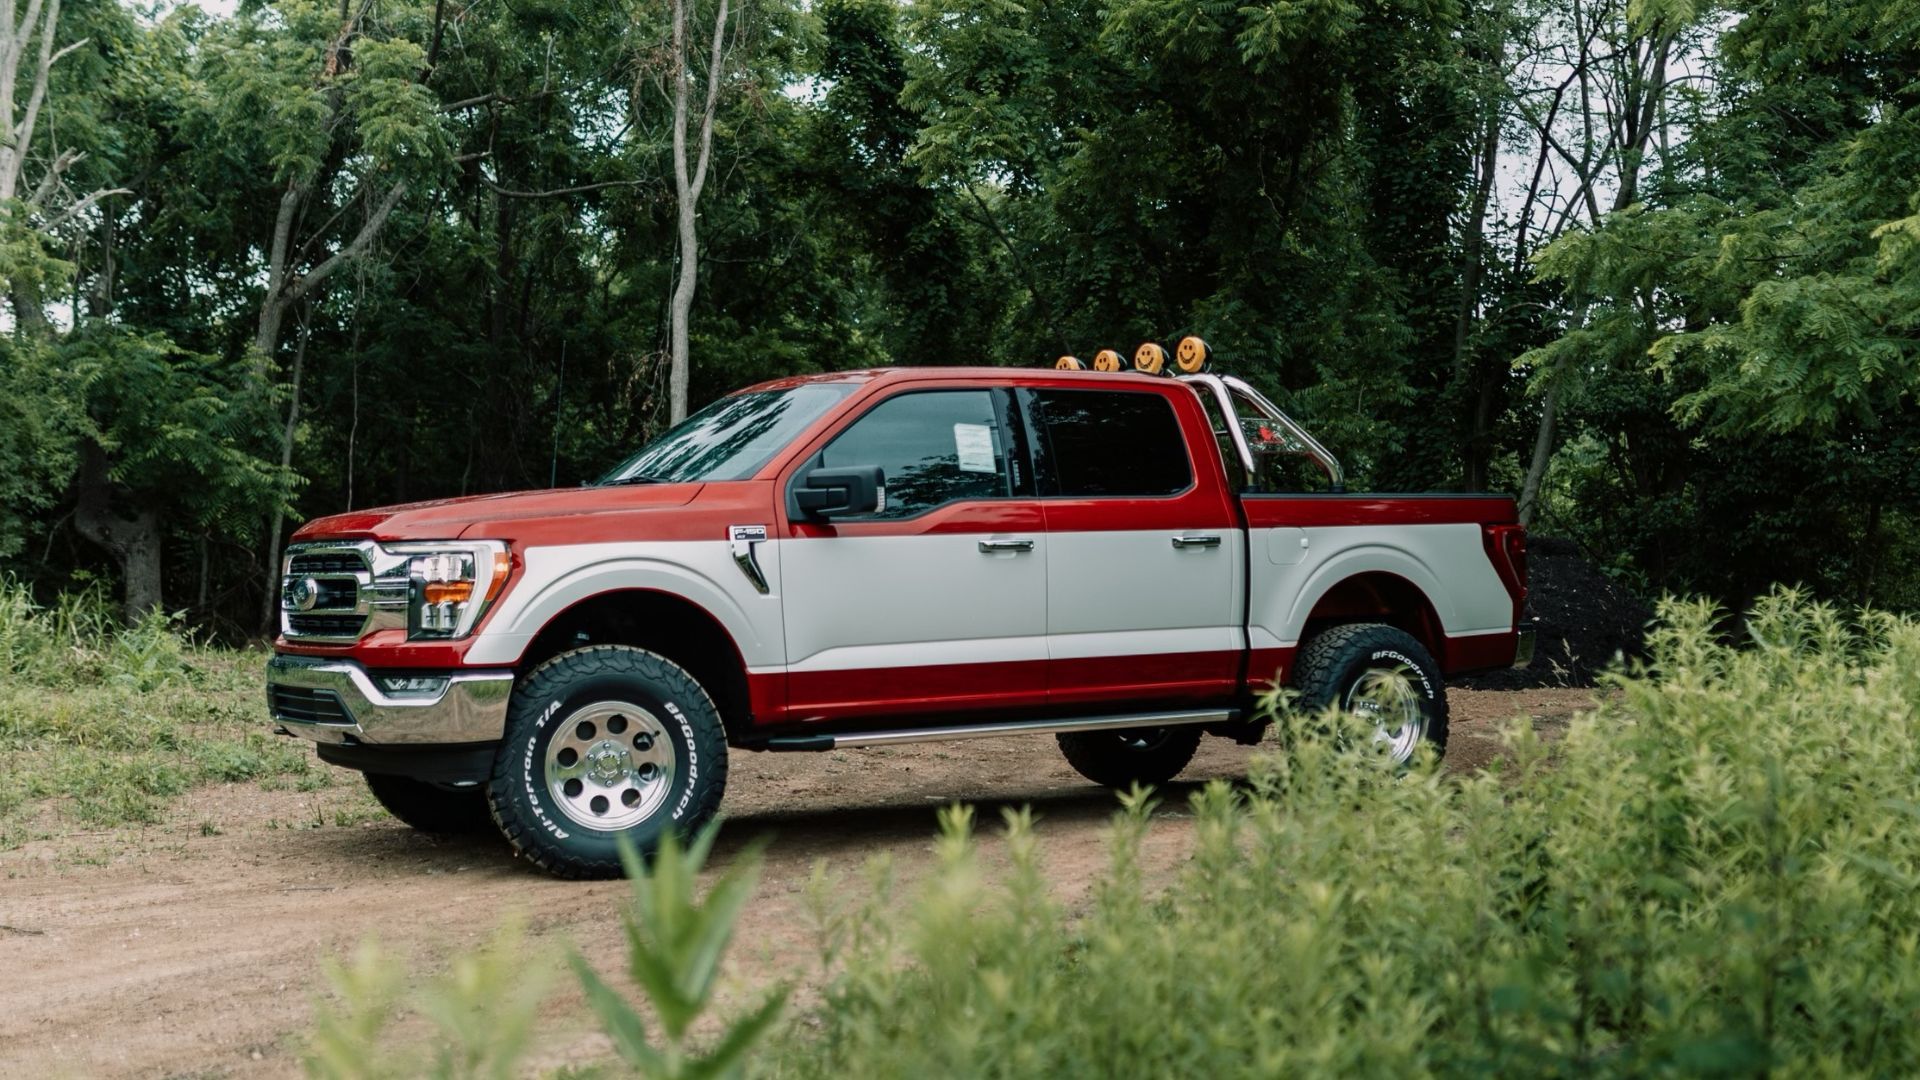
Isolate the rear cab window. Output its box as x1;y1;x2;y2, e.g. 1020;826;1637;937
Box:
1029;389;1193;498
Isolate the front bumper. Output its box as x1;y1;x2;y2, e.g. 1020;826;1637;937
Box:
1512;624;1537;669
266;654;514;746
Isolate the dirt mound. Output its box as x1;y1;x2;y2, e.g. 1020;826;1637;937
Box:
1459;535;1652;690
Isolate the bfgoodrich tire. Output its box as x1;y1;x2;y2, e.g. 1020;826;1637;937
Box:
364;772;492;834
487;645;728;879
1290;623;1448;764
1057;725;1203;788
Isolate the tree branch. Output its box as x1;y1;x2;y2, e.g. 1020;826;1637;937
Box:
282;180;406;305
40;185;130;231
482;176;650;199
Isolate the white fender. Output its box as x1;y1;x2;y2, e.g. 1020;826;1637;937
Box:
463;541;783;668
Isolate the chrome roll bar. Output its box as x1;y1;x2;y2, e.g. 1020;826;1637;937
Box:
1176;373;1346;492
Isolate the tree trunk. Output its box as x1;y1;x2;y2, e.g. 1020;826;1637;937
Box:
259;318;309;634
1453;15;1506;491
1516;377;1560;528
669;178;698;424
665;0;731;425
73;441;164;622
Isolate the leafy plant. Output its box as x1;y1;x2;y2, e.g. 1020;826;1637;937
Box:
572;827;789;1080
772;591;1920;1077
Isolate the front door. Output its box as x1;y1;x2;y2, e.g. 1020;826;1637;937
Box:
1027;386;1244;708
780;387;1048;723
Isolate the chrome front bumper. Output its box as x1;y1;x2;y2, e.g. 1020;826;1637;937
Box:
266;654;514;746
1513;625;1537;669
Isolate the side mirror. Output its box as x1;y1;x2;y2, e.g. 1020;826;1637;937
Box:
795;465;884;519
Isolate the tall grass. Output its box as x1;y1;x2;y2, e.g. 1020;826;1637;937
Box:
0;579;315;844
302;591;1920;1077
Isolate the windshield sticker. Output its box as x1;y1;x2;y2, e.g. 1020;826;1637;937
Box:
954;423;997;474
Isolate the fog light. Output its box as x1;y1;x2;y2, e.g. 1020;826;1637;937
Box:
377;675;449;696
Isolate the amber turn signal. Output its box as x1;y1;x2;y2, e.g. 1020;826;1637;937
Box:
422;580;474;605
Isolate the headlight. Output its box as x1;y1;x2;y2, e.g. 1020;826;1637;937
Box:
378;541;511;640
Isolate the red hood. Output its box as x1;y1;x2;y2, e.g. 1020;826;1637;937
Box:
293;484;707;543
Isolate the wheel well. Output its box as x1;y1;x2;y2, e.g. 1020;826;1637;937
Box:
1298;572;1447;668
516;590;753;738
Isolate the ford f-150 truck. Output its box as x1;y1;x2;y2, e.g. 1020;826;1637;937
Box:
266;363;1533;877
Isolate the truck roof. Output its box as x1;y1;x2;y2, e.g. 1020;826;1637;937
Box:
742;366;1179;393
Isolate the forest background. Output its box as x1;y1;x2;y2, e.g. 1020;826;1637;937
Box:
2;0;1916;634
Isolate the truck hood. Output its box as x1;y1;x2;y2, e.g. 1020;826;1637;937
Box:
293;483;707;543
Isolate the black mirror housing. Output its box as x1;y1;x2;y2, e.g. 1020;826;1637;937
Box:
795;465;884;518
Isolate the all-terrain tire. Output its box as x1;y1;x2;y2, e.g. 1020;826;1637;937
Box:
487;645;729;879
364;773;492;834
1057;726;1203;788
1290;623;1448;763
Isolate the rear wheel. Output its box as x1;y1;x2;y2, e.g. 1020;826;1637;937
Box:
1057;725;1202;788
1290;623;1448;764
487;645;728;879
363;773;491;834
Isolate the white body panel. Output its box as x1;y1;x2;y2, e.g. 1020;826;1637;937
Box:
461;522;1508;686
778;533;1047;672
1043;529;1243;659
464;540;785;667
1247;522;1512;648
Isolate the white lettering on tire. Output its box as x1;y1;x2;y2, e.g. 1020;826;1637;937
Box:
1368;648;1435;698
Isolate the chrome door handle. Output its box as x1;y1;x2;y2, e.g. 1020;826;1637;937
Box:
1171;534;1222;549
978;538;1036;553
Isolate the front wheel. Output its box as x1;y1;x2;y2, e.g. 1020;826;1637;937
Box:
487;645;729;879
1290;623;1448;765
1057;725;1202;788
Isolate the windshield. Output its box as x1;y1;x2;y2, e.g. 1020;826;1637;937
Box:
598;383;859;485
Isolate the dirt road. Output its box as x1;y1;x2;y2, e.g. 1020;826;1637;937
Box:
0;687;1592;1078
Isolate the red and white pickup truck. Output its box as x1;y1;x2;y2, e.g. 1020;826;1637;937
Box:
267;366;1532;876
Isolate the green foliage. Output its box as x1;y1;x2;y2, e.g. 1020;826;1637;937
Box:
306;922;554;1080
1523;0;1920;604
773;593;1920;1076
0;579;313;844
572;829;789;1079
301;823;786;1079
6;0;1918;621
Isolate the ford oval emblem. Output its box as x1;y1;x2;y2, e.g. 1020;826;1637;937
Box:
288;576;321;612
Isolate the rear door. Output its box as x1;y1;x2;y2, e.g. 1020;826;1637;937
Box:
779;386;1048;723
1027;386;1244;708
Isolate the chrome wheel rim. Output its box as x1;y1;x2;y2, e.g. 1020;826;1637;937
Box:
1343;667;1426;764
543;701;676;830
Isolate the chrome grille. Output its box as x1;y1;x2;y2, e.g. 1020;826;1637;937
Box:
288;552;364;576
286;613;367;637
281;544;373;643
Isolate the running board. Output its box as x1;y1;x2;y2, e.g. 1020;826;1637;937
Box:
758;708;1238;752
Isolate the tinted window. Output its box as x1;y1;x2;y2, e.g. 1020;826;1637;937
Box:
820;390;1010;518
599;383;858;484
1034;390;1192;497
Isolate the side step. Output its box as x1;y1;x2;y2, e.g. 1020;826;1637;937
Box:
759;708;1238;752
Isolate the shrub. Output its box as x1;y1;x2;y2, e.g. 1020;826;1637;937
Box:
775;591;1920;1077
303;826;786;1079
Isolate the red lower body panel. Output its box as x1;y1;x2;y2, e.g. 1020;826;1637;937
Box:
750;632;1516;727
782;659;1050;723
1441;630;1522;674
